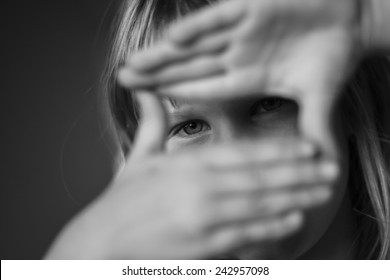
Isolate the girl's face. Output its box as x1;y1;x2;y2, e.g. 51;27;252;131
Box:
165;97;299;150
156;95;350;259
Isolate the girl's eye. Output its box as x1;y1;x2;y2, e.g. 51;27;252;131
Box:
173;120;210;137
253;97;285;114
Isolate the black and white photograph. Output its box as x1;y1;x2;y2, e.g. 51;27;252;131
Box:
2;0;390;263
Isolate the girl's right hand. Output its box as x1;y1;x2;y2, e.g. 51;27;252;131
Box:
45;93;338;259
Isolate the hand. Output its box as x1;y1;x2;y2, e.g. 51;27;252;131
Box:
45;93;338;259
120;0;362;96
118;0;363;151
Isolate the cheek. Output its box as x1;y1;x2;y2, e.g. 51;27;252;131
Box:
254;118;299;140
250;103;300;141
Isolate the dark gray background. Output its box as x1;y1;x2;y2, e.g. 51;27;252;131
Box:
2;0;120;259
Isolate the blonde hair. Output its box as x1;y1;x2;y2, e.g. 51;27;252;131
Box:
342;57;390;259
102;0;216;164
101;0;390;259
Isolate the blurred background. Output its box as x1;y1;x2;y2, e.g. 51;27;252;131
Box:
2;0;121;259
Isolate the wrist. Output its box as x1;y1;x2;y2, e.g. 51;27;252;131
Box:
44;209;111;259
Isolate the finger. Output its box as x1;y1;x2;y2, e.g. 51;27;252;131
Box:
298;69;342;160
301;94;335;147
210;185;331;226
129;91;167;160
207;211;303;254
197;138;317;168
119;54;224;88
212;159;339;194
127;42;183;73
128;27;230;73
293;36;352;157
168;0;246;45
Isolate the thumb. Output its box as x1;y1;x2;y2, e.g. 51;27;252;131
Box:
299;87;339;158
130;91;168;161
296;51;347;159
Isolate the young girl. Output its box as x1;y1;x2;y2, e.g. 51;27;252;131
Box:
45;0;390;259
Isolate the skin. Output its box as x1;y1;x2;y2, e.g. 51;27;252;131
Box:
45;92;340;259
118;0;363;155
118;0;390;161
163;93;351;259
115;0;390;257
46;0;390;259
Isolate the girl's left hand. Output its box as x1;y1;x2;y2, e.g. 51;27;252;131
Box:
118;0;364;147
